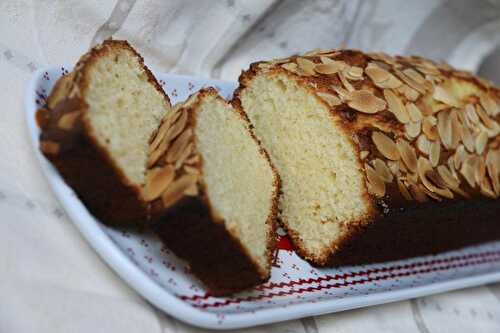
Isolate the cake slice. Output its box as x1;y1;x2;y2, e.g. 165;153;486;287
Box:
153;88;280;295
235;49;500;266
36;40;171;226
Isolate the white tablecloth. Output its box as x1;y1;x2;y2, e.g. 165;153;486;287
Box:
2;1;500;332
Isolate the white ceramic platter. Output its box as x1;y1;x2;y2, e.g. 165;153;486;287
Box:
25;66;500;330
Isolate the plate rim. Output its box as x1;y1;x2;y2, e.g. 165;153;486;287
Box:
24;66;500;330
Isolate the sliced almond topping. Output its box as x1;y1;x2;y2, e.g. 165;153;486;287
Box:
149;120;170;153
397;178;413;200
480;94;499;117
333;86;349;100
415;63;441;76
417;157;454;198
174;142;194;169
486;150;500;195
403;68;427;86
479;176;497;198
165;110;188;143
437;110;452;149
475;131;489;155
396;139;417;172
360;150;369;160
296;57;316;76
420;185;443;201
461;125;475;152
395;70;427;94
147;139;169;168
345;66;364;80
372;131;400;160
475;105;495;129
384;89;410;123
57;111;81;130
397;84;419;101
346;90;387;114
338;71;354;92
417;134;431;155
315;60;346;75
409;183;428;202
184;183;199;196
450;111;462;149
460;154;477;188
166;129;192;163
429;141;441;167
465;103;480;125
433;85;460;107
437;165;460;189
387;160;400;175
183;164;200;175
40;140;60;155
317;92;342;107
406;103;423;122
281;62;299;74
474;158;486;187
372;159;393;182
454;146;467;171
143;165;175;201
365;163;386;197
184;153;200;166
162;173;199;208
365;63;402;89
405;121;421;139
422;116;439;141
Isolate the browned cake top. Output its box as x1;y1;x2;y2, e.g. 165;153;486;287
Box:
241;49;500;204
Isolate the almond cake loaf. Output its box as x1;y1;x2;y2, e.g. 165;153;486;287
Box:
37;40;171;226
152;88;280;295
235;49;500;266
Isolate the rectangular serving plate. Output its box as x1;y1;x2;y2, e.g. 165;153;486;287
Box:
25;66;500;330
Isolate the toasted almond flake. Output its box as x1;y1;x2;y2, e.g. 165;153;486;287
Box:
149;120;170;153
395;70;427;94
40;140;60;155
417;157;454;198
365;163;386;197
465;104;480;125
415;63;441;76
433;85;460;107
346;66;364;80
346;90;386;114
475;131;489;155
397;84;419;101
165;110;188;143
486;150;500;194
403;68;426;85
437;165;460;189
57;111;81;130
360;150;369;160
317;92;342;107
461;125;475;152
384;89;410;123
174;142;194;169
407;170;418;183
396;139;417;172
475;105;495;128
437;110;452;149
480;176;497;198
338;71;354;92
143;165;175;201
365;63;402;89
387;160;400;175
405;121;421;139
420;185;443;201
480;94;499;116
314;61;344;74
397;178;413;200
450;111;462;149
183;164;200;175
372;159;393;182
406;103;423;122
409;183;429;202
320;56;336;65
147;139;169;167
474;158;486;186
296;57;316;76
372;131;400;160
460;155;477;188
281;62;298;73
332;86;349;100
162;173;199;207
417;134;431;155
184;153;200;166
422;116;439;141
429;141;441;167
166;129;192;163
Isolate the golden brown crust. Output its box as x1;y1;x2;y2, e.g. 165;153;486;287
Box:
235;48;500;266
37;39;171;226
153;88;280;294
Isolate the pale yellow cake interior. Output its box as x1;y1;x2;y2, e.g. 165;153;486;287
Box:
240;73;370;261
83;48;169;185
194;94;276;273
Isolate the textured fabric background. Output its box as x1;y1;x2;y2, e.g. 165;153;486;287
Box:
2;1;500;332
